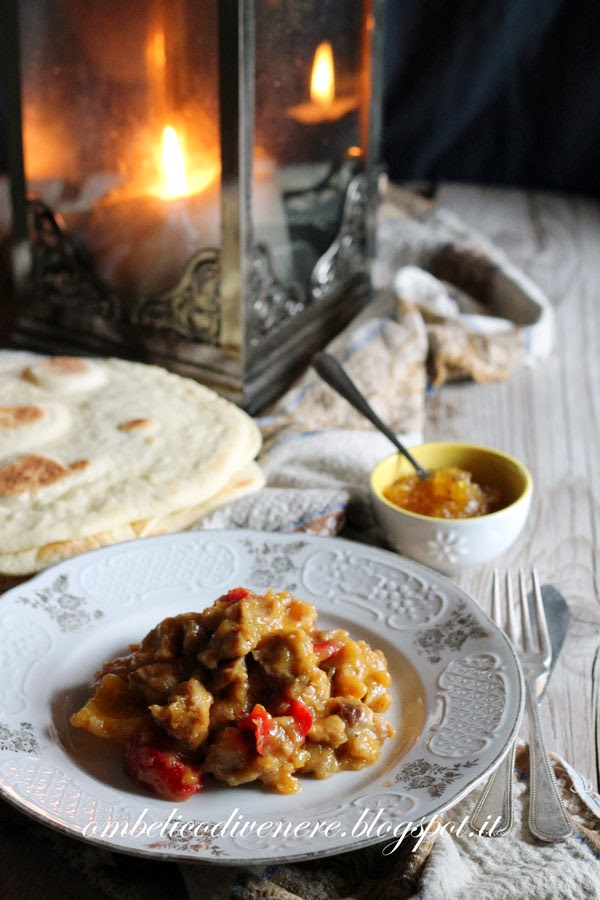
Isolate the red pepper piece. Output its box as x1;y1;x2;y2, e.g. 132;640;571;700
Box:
236;704;277;755
217;587;251;604
313;639;344;663
281;697;313;738
124;728;203;801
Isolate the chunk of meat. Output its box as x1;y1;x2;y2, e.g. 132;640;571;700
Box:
207;657;252;728
307;714;346;749
203;719;303;794
199;591;288;668
252;629;315;685
128;662;182;705
199;589;316;669
131;613;207;667
150;678;213;751
331;697;395;769
202;727;257;785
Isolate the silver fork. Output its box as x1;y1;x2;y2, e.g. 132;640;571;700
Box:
470;572;517;837
470;570;572;841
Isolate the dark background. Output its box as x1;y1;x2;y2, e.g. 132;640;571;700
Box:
0;98;7;173
382;0;600;195
1;0;599;195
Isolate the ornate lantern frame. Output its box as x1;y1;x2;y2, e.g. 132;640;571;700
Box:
2;0;384;411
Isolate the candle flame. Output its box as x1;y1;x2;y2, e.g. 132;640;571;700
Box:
310;42;335;107
155;125;220;199
161;125;188;198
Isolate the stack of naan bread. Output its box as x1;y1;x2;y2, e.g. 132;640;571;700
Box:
0;352;264;575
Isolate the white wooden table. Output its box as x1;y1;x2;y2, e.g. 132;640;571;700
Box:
429;183;600;791
0;182;598;896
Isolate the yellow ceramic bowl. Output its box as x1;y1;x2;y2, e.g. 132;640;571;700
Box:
370;442;533;574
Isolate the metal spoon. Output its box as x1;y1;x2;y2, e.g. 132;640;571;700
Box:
312;351;429;479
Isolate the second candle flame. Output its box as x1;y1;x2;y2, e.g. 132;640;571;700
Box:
310;42;335;107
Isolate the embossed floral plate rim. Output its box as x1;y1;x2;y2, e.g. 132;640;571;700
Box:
0;530;524;864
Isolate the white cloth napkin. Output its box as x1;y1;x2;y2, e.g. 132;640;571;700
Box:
195;302;426;545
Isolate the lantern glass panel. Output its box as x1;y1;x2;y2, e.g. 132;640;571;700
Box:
5;0;382;410
252;0;366;290
19;0;222;303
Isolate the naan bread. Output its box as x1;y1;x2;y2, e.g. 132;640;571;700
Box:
0;353;263;565
0;461;264;575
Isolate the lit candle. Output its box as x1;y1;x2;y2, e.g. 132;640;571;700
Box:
80;125;292;302
287;42;358;125
86;124;221;300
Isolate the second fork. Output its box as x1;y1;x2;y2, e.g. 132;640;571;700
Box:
470;571;572;841
515;570;573;841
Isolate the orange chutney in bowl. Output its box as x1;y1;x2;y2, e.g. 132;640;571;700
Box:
383;467;502;519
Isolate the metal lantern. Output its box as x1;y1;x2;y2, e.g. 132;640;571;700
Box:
2;0;384;410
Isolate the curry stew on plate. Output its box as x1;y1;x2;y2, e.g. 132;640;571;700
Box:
70;588;395;799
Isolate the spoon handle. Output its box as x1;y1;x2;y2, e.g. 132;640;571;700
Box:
312;352;428;478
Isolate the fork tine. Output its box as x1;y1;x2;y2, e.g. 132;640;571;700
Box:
469;568;517;837
531;568;551;664
505;573;518;644
491;569;502;625
475;568;572;842
519;569;534;653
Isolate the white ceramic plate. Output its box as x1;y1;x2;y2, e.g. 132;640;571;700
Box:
0;530;523;864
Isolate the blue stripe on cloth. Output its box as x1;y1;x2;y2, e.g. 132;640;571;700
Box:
274;380;314;412
255;413;284;427
233;866;279;898
524;324;531;357
338;318;388;357
275;318;389;414
258;428;323;458
573;831;600;860
281;501;347;532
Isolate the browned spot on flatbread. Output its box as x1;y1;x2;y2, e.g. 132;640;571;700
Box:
0;405;45;429
117;418;156;431
21;357;89;384
0;455;90;496
41;356;89;375
69;459;91;472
